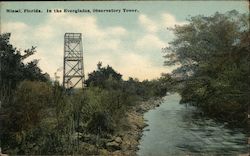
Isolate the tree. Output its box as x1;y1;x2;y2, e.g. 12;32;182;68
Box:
163;10;249;125
85;62;122;88
0;33;52;154
0;33;49;90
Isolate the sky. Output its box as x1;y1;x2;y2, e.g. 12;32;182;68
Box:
1;1;248;82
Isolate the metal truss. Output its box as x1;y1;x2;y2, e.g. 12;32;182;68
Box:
63;33;85;89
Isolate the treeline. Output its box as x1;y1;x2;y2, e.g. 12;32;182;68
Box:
164;10;249;126
0;33;172;154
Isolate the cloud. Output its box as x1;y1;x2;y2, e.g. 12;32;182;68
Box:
136;34;166;50
162;13;187;28
106;27;127;36
139;14;158;33
117;52;166;80
2;11;184;82
2;22;30;48
138;12;187;33
4;22;29;32
34;25;55;39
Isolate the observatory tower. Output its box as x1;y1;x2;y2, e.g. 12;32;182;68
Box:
63;33;85;89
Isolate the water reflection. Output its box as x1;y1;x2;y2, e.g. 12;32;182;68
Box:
137;94;248;156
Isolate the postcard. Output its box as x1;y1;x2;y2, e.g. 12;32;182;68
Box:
0;1;249;155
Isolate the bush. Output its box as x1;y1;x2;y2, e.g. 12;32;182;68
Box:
87;112;114;134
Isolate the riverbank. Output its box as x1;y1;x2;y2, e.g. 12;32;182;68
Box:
79;97;163;156
106;97;164;156
78;94;249;156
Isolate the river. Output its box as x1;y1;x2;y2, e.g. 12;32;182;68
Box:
137;94;248;156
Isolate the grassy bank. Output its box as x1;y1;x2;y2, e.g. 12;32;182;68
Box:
0;33;172;155
0;80;166;155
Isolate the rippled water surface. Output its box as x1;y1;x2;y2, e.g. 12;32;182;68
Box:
137;94;248;156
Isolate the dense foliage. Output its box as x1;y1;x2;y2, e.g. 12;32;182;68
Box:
0;33;49;90
164;10;249;125
85;62;122;88
0;34;169;154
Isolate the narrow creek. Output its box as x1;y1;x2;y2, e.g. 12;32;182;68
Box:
137;94;248;156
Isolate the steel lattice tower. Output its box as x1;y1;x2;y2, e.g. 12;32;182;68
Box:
63;33;84;89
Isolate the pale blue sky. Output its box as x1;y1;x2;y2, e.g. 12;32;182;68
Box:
1;1;248;81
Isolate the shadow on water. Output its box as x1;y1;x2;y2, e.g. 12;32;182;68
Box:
137;94;248;156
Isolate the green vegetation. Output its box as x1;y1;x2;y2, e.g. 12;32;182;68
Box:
0;33;169;154
1;10;246;154
164;10;249;126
